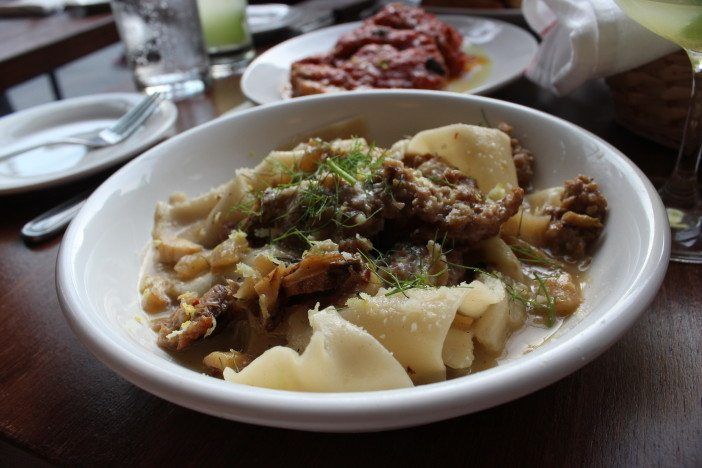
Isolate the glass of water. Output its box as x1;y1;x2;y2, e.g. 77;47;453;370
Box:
197;0;255;78
111;0;210;100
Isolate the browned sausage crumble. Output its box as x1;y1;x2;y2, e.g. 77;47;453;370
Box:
544;175;608;258
498;122;535;191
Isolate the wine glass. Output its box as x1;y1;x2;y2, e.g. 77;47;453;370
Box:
615;0;702;263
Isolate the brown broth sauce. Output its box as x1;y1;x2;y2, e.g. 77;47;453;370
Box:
497;254;589;364
165;321;287;374
152;247;590;378
165;273;587;378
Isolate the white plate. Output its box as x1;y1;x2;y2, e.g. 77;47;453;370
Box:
241;16;538;104
424;6;522;18
247;4;302;36
0;93;177;195
56;91;669;432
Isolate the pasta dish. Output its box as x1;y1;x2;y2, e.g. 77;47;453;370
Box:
139;121;607;392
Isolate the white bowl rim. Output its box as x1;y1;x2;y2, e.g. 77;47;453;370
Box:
56;90;670;431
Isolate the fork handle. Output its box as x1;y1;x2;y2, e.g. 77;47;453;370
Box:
22;193;87;243
0;139;91;163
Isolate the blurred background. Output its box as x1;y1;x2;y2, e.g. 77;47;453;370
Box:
1;0;385;113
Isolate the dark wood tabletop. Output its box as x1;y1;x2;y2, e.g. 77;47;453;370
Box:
0;69;700;467
0;12;118;91
0;0;369;93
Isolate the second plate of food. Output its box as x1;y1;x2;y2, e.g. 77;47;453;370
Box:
241;7;538;105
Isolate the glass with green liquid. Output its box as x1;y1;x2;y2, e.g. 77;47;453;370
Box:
616;0;702;263
197;0;254;78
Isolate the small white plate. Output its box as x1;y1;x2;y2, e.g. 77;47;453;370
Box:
241;16;537;105
0;93;177;195
423;6;522;18
247;3;302;36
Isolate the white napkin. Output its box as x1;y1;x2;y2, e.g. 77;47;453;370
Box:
522;0;680;95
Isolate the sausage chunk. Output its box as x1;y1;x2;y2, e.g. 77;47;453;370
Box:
498;122;535;190
157;283;239;351
544;175;608;258
384;158;524;245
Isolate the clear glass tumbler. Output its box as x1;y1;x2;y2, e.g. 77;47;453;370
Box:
111;0;210;100
197;0;255;78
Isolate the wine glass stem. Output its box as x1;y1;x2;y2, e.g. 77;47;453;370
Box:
660;49;702;209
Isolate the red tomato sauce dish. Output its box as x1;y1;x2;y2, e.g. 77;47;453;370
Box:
289;3;475;96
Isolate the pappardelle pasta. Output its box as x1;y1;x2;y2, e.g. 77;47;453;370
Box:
139;122;607;392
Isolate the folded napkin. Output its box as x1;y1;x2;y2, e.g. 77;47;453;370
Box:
522;0;680;95
0;0;64;16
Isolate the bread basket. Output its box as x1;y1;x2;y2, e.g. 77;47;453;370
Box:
606;50;691;149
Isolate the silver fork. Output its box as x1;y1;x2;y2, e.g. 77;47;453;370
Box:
0;93;163;163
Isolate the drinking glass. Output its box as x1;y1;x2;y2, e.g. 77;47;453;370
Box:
111;0;210;100
615;0;702;263
197;0;255;78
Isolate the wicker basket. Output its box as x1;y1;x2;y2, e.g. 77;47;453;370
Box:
606;50;691;149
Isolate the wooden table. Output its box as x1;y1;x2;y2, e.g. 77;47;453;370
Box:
0;12;118;92
0;0;364;101
0;73;700;466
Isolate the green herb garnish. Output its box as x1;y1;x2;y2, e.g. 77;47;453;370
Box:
510;244;560;268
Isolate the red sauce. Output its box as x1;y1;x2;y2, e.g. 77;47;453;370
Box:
290;3;471;96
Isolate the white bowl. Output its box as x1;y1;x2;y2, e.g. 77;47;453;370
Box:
56;91;670;432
